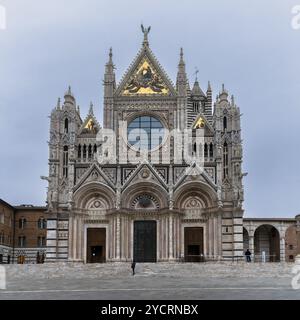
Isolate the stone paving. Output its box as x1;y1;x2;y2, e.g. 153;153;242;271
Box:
1;262;300;300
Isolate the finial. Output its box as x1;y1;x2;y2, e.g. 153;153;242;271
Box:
109;47;113;62
178;47;185;66
77;105;80;114
141;24;151;46
207;81;212;91
222;83;225;92
231;95;235;106
194;67;199;81
56;97;61;110
68;86;72;94
89;101;94;115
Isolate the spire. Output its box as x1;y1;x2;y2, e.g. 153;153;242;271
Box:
207;81;212;92
178;47;186;71
77;105;80;115
231;94;235;106
205;81;213;121
64;85;75;107
89;101;94;115
191;80;205;97
179;47;184;66
176;48;187;95
141;24;151;47
109;47;113;64
105;47;115;74
219;83;229;102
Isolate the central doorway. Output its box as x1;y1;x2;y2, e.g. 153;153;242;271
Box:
184;227;204;262
87;228;106;263
134;220;157;262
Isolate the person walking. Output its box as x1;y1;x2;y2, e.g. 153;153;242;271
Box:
245;249;252;262
131;261;136;276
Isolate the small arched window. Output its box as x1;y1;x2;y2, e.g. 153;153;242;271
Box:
38;218;47;229
19;218;27;229
223;116;227;130
204;143;208;158
193;142;197;153
63;146;68;178
0;209;4;224
193;101;200;113
78;145;82;158
18;236;26;247
223;142;228;178
83;145;87;159
64;118;69;133
88;144;92;159
209;143;214;158
0;231;4;244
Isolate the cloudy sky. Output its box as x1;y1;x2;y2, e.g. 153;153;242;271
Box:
0;0;299;217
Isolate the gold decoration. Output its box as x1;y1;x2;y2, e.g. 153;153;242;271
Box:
83;118;98;134
123;60;169;95
194;117;205;129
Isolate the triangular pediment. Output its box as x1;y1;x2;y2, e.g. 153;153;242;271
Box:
174;162;217;191
78;113;101;136
116;46;176;96
191;114;214;134
73;162;116;192
122;161;168;191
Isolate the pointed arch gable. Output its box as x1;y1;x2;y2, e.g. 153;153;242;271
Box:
121;181;169;209
174;181;217;209
73;181;115;209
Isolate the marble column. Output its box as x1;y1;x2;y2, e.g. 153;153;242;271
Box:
249;235;254;262
72;217;77;260
68;215;73;260
169;215;174;260
280;236;285;262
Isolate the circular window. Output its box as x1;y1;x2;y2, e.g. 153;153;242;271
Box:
127;116;165;151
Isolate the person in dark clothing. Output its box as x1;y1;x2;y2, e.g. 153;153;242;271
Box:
36;252;40;264
131;261;136;275
245;249;252;262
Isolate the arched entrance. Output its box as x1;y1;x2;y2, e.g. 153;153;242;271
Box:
254;225;280;262
73;182;115;263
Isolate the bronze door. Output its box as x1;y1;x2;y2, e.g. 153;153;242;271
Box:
134;220;157;262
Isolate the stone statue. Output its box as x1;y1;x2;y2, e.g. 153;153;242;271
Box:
141;24;151;43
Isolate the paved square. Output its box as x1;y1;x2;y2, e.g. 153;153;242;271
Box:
0;262;299;300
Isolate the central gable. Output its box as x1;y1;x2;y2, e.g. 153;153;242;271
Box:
116;46;176;97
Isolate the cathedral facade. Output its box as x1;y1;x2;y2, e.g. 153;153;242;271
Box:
45;28;245;263
38;27;299;264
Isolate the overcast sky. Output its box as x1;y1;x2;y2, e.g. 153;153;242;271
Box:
0;0;299;217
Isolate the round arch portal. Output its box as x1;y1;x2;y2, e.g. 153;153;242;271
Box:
254;224;280;262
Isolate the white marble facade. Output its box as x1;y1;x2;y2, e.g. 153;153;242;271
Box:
45;27;247;263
